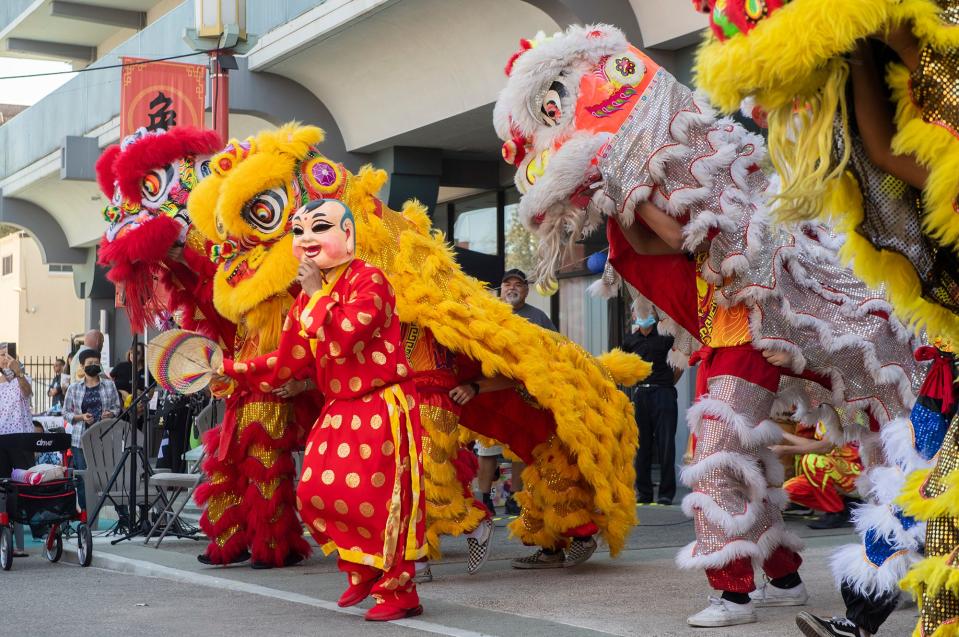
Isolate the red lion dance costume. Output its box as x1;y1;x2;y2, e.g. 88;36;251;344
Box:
95;126;313;569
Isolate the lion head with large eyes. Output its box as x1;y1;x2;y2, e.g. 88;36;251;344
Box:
95;126;222;331
493;25;670;290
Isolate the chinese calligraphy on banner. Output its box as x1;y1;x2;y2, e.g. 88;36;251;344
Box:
119;57;206;137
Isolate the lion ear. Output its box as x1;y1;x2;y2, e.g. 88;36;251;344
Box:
95;145;122;197
273;122;325;157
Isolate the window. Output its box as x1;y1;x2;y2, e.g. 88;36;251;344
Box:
1;254;12;276
48;264;73;273
451;192;499;256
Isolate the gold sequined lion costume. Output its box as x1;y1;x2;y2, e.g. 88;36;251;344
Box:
187;122;649;558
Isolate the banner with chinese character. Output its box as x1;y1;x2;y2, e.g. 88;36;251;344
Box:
120;57;206;137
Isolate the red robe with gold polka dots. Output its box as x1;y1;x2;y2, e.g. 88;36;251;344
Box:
223;259;427;574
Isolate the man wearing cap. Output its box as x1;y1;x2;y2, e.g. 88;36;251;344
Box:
474;269;556;515
500;268;556;330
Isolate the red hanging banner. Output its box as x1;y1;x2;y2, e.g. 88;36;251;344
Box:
120;57;206;137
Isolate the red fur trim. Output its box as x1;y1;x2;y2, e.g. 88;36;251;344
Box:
451;447;478;485
99;214;182;267
505;38;532;76
114;127;222;203
95;145;122;197
99;215;183;330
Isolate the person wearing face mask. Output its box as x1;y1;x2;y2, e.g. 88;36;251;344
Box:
63;349;121;510
622;309;682;505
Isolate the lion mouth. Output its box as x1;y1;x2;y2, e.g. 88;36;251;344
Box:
225;258;257;287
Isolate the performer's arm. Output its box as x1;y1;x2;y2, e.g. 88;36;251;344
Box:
449;374;518;405
849;39;928;189
615;202;684;255
221;300;316;391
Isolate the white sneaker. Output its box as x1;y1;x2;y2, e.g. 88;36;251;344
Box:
750;581;809;607
687;596;757;627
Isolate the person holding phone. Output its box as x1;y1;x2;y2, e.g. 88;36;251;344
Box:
62;349;121;509
0;344;34;557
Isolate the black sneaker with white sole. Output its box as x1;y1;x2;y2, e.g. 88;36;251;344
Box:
796;612;861;637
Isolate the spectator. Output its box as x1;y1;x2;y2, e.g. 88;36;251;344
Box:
0;347;34;557
47;358;66;411
110;342;154;397
33;421;62;466
622;310;682;505
63;349;121;510
473;269;555;515
70;329;108;381
771;423;862;529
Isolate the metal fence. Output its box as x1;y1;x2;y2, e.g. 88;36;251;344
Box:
22;355;64;416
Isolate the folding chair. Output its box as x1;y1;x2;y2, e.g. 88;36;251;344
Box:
144;399;222;547
81;419;138;531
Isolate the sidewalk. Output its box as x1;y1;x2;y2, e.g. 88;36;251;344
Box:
49;505;919;636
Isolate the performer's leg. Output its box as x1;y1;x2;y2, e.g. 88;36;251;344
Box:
240;408;311;568
194;426;250;564
839;583;898;636
681;347;803;627
363;559;422;621
420;407;488;561
653;386;679;503
509;436;599;569
783;470;845;514
634;389;655;502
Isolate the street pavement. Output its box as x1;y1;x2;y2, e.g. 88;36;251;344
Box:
3;505;918;636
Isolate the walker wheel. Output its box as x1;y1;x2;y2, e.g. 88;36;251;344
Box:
77;523;93;567
0;526;12;571
44;528;63;563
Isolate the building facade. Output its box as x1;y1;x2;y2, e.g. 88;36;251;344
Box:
0;230;85;360
0;0;708;454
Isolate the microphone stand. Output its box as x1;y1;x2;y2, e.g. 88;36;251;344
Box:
88;334;163;544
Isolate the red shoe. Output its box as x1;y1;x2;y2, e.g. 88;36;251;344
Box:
337;581;375;608
364;604;424;622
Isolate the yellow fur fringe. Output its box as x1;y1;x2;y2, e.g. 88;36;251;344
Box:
508;437;599;551
421;408;488;559
901;555;959;637
898;468;959;520
887;56;959;249
694;0;890;112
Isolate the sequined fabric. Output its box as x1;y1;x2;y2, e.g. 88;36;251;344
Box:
837;120;959;314
912;42;959;140
918;416;959;635
686;374;783;563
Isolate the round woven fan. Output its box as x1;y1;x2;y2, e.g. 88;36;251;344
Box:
147;329;223;394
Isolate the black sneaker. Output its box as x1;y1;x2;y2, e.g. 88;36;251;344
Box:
504;496;521;516
197;549;250;566
656;497;672;506
482;493;495;514
796;612;861;637
807;511;851;530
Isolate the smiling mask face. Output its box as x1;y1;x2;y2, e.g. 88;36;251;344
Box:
291;199;355;270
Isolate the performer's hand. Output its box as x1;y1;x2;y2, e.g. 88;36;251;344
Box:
166;244;184;263
768;444;789;456
274;379;307;399
298;257;325;296
449;383;477;406
762;349;794;369
81;413;95;424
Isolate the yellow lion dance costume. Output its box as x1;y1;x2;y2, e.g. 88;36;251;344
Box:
187;123;649;566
